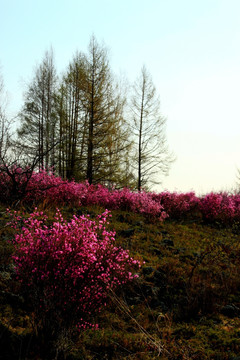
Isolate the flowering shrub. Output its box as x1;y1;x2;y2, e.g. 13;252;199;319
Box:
110;188;167;220
3;165;240;226
151;191;240;225
11;209;141;334
0;167;166;220
233;194;240;219
82;186;166;220
151;191;200;220
81;183;111;207
199;192;236;224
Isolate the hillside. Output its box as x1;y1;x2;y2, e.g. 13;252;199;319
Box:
1;202;240;360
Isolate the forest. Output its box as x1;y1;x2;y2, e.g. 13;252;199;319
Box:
0;35;174;194
1;36;240;360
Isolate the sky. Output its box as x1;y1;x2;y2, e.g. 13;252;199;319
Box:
1;0;240;195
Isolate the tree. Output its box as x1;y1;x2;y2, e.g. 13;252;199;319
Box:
0;70;39;204
56;38;132;186
131;65;174;191
57;52;88;180
83;35;112;184
0;70;11;160
17;48;58;169
83;35;131;185
102;79;134;188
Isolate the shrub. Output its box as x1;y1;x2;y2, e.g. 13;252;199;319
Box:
24;169;82;206
4;165;240;226
0;167;166;220
200;192;235;225
11;209;141;339
151;191;199;220
108;188;167;220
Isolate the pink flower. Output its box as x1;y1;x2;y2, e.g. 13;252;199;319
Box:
11;209;141;330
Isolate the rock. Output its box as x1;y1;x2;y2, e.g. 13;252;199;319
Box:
162;239;174;247
117;214;125;222
153;270;166;288
126;296;142;305
120;229;135;237
179;253;195;261
142;266;154;276
136;221;144;227
220;304;240;318
157;301;169;312
178;247;186;253
0;271;11;280
150;287;162;308
173;249;180;255
149;246;162;256
0;291;24;306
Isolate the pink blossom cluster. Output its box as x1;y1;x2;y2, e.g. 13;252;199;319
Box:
3;166;240;225
199;192;238;224
0;168;166;219
81;185;167;220
151;191;199;220
11;209;141;329
151;191;240;225
25;169;83;206
0;167;84;206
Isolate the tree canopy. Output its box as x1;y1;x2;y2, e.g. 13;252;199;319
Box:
4;37;174;190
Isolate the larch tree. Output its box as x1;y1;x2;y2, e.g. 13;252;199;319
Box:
57;52;88;180
56;39;131;186
0;71;11;160
83;35;130;185
0;70;54;203
17;48;58;169
131;65;174;191
103;79;134;187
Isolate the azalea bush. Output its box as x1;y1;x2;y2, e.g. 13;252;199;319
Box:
25;169;83;206
10;209;141;340
0;167;166;219
82;185;167;220
3;165;240;226
0;166;86;206
151;190;240;225
199;192;236;224
151;191;200;220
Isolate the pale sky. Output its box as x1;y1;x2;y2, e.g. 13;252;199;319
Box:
1;0;240;195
